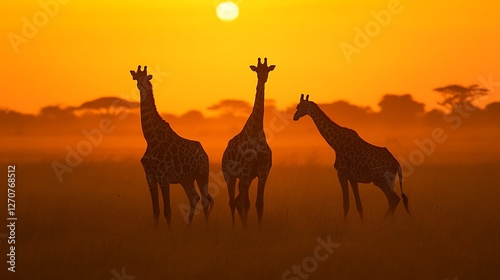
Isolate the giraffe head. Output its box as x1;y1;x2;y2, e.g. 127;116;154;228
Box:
293;94;311;121
250;58;275;83
130;65;153;92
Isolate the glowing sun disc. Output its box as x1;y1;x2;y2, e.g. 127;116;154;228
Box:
216;2;239;22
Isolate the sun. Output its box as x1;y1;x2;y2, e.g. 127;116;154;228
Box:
216;2;239;22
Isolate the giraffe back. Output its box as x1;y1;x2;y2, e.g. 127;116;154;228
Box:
222;129;272;180
333;128;399;184
142;134;209;184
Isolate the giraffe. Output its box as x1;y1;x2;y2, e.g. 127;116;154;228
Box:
222;58;275;228
130;65;213;227
293;94;410;220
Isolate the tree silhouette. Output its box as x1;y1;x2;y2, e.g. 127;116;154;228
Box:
0;109;36;130
180;110;205;123
434;84;489;113
484;102;500;122
319;100;372;124
76;97;140;116
39;105;76;119
377;94;425;125
207;99;251;117
75;97;139;116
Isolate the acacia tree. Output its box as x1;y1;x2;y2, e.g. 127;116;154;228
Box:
377;94;425;125
39;105;76;119
76;97;139;117
207;99;252;117
433;84;489;113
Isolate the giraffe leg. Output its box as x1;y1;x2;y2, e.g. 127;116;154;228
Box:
159;183;171;227
181;180;201;225
349;180;364;221
387;190;401;217
256;174;269;227
195;174;213;224
144;169;159;226
149;184;160;226
375;180;400;218
235;179;251;229
338;176;350;221
224;174;237;227
141;155;159;227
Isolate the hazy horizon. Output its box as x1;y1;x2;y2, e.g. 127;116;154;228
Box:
3;92;499;167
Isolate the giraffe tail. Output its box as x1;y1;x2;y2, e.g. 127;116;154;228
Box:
397;163;411;215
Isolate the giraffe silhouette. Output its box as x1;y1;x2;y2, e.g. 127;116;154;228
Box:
222;58;275;228
293;94;410;220
130;65;213;227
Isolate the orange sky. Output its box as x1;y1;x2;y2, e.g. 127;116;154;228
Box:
1;0;499;116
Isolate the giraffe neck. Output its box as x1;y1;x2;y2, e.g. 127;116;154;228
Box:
243;79;266;132
139;84;170;143
308;102;343;150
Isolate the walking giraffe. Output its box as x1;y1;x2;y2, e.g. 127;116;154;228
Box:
293;94;410;220
222;58;275;227
130;65;213;227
